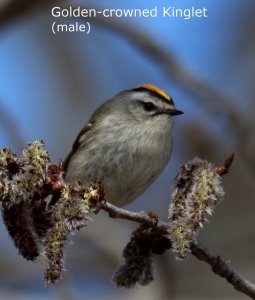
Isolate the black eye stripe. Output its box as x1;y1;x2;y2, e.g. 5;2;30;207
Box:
144;102;156;111
138;101;157;112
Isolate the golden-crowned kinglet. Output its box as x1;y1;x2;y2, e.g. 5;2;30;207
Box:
53;84;183;207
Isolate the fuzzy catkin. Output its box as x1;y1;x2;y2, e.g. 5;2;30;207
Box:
0;141;105;284
43;181;104;284
169;158;224;259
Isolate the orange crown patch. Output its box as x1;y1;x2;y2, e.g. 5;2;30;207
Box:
133;84;173;103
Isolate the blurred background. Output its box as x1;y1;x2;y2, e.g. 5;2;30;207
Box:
0;0;255;299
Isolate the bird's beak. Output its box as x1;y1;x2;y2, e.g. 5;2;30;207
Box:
167;108;184;116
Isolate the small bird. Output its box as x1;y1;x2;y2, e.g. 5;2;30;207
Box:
53;84;183;207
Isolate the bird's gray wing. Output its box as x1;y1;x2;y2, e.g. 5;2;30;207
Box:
49;122;94;206
63;122;94;171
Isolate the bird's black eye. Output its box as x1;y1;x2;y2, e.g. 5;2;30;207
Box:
140;101;157;112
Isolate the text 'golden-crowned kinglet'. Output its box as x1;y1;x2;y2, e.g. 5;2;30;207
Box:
52;84;183;207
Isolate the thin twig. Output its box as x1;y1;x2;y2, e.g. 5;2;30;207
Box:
191;243;255;299
101;201;158;227
101;152;254;298
214;153;235;176
101;201;255;299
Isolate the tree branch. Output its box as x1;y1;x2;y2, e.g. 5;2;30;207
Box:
0;143;253;298
101;201;158;227
191;243;255;299
101;201;255;299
